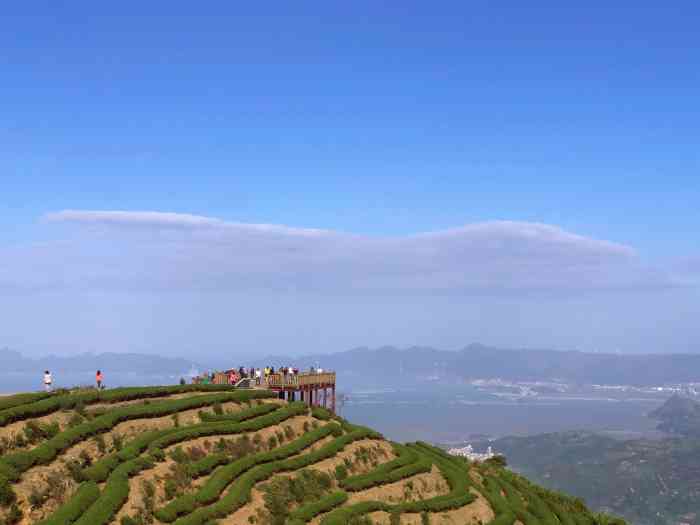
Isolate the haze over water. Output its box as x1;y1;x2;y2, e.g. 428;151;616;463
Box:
341;387;666;443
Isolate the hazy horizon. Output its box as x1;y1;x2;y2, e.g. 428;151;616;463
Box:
4;340;700;362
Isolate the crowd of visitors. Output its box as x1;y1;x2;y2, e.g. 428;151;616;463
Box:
193;365;325;386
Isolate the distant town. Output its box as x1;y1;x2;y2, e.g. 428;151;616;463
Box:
447;444;498;462
470;378;700;401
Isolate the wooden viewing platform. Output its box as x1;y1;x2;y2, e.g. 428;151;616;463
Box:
196;370;337;413
262;371;336;413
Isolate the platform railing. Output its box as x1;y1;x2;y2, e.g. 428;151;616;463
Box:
265;371;336;388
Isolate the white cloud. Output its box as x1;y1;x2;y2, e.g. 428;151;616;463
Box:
0;210;676;294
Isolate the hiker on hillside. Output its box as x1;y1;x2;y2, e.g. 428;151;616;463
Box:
43;370;52;392
96;370;104;389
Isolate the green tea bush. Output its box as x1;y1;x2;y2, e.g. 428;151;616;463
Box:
198;401;278;423
320;501;391;525
341;445;420;491
287;490;348;523
0;392;50;412
311;406;333;421
72;457;153;525
35;481;100;525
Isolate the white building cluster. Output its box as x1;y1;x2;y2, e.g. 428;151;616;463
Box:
447;444;497;462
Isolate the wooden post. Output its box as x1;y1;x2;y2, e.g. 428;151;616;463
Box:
331;385;336;414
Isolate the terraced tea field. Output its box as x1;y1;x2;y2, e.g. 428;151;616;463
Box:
0;386;624;524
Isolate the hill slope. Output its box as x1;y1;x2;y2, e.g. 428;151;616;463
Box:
0;387;624;525
478;430;700;525
650;395;700;438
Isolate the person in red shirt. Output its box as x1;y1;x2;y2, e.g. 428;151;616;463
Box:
96;370;104;389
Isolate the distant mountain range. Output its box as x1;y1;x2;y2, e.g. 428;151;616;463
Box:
2;343;699;387
0;348;197;375
256;343;700;387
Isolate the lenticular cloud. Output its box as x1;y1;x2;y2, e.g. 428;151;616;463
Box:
2;210;672;294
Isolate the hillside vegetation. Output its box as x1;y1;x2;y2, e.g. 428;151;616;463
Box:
650;395;700;438
0;386;624;525
486;429;700;525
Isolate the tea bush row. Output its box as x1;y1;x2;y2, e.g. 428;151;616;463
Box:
319;443;478;525
2;391;267;475
156;422;341;522
287;490;349;524
83;400;288;482
73;457;154;525
197;401;278;422
0;385;254;429
170;426;382;525
34;481;100;525
340;444;420;491
310;406;334;421
0;392;51;412
0;391;274;507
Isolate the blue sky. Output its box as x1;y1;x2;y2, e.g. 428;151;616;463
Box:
2;3;699;357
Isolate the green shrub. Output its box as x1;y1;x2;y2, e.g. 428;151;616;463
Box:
0;392;50;412
94;435;107;454
164;478;179;501
320;501;390;525
72;457;153;525
288;491;348;523
35;481;100;525
198;402;278;423
111;433;124;452
67;412;85;429
334;464;348;481
0;474;17;506
311;406;333;421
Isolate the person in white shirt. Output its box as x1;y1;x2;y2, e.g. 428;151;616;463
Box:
43;370;53;392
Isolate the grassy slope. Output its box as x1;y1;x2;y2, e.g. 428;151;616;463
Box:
0;388;625;525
